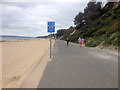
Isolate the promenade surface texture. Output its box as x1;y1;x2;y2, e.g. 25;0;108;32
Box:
38;40;118;88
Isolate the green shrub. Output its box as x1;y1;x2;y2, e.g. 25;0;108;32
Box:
85;40;96;47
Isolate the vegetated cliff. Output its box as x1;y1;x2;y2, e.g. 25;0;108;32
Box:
56;2;120;51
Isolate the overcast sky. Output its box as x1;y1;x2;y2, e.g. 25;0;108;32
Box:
1;0;90;37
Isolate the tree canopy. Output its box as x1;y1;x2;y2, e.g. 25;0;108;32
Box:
74;2;102;28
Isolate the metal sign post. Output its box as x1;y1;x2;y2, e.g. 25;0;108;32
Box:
47;21;55;58
50;33;52;58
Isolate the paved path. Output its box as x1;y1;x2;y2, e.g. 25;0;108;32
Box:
38;40;118;88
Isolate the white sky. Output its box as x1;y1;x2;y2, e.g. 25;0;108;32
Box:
0;0;112;37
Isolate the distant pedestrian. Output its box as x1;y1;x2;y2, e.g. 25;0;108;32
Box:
66;38;69;46
82;38;85;47
78;37;82;47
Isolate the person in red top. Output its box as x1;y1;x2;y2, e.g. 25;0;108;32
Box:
81;38;85;47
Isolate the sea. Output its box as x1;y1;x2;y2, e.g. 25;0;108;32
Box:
0;35;35;41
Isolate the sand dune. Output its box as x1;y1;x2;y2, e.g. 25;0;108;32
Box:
2;38;55;88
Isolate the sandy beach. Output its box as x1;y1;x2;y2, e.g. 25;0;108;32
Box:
2;38;55;88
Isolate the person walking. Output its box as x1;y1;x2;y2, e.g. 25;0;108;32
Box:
82;38;85;47
78;37;82;47
66;38;69;46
